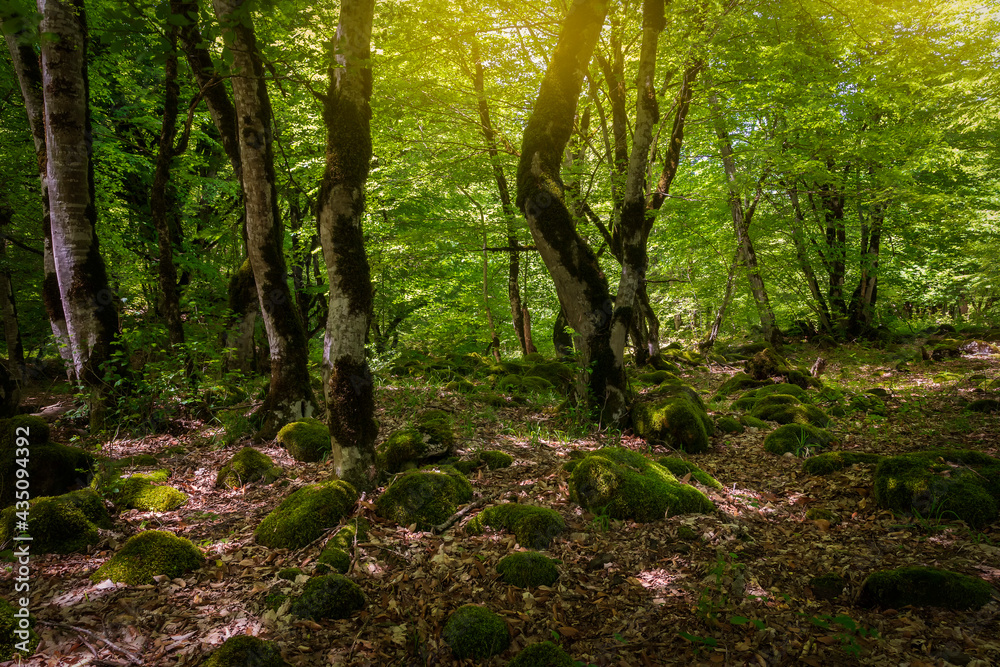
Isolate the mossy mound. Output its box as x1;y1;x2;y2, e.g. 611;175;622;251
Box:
831;392;888;417
216;447;281;488
255;480;358;549
734;392;801;412
497;551;559;587
637;370;679;385
872;450;1000;528
739;415;769;429
112;471;187;512
763;424;834;456
754;383;811;401
316;546;351;574
415;409;455;448
276;418;330;463
968;398;1000;413
91;530;203;585
507;641;575;667
712;373;770;399
0;597;39;660
289;574;365;620
745;349;819;388
497;374;555;395
467;504;565;549
480;450;513;469
569;448;713;522
0;488;109;554
277;568;301;581
803;451;883;475
442;604;510;660
524;361;574;391
810;573;846;601
444;379;476;393
655;457;723;490
715;416;743;434
1;415;95;508
931;341;962;361
202;635;289;667
857;566;992;610
661;348;704;366
378;429;440;473
752;399;831;427
632;384;713;453
375;465;472;529
327;518;369;551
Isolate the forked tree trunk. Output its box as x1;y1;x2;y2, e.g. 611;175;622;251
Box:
38;0;119;424
212;0;318;438
2;9;75;380
515;0;625;424
316;0;378;490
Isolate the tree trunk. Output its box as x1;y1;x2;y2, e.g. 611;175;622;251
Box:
701;246;739;350
470;41;527;356
515;0;624;423
787;184;832;332
819;163;849;330
553;306;573;359
316;0;378;490
38;0;120;424
482;236;501;362
0;203;25;383
849;197;883;334
2;8;74;380
212;0;318;438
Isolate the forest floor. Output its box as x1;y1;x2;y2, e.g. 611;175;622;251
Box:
6;333;1000;666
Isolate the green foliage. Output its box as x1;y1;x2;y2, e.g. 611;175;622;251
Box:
496;551;560;587
289;574;365;620
255;481;358;549
91;530;203;585
466;503;565;549
202;636;289;667
763;424;834;456
858;566;992;610
479;450;513;469
442;604;510;660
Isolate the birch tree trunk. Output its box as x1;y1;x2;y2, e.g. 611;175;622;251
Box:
38;0;119;423
212;0;318;438
515;0;625;424
316;0;378;490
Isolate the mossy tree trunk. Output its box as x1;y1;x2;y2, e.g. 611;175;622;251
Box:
212;0;318;438
515;0;625;424
2;9;75;381
316;0;378;491
39;0;119;424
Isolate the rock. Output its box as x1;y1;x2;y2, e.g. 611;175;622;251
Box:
466;503;565;549
375;465;471;529
496;551;559;587
110;470;187;512
277;568;301;581
0;488;110;554
967;399;1000;413
763;424;834;456
255;480;358;549
751;396;831;427
201;636;289;667
290;574;365;620
508;641;575;667
712;373;770;399
569;447;713;522
0;597;39;660
632;383;714;453
479;450;513;470
655;456;723;490
376;410;456;473
90;530;203;585
1;415;94;508
715;416;744;434
442;604;510;660
316;546;350;574
276;418;330;463
216;447;281;488
803;451;882;475
858;566;992;610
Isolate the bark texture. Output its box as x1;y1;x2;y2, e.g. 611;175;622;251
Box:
317;0;378;490
0;203;25;382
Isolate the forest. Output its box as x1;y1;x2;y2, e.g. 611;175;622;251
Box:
1;0;999;664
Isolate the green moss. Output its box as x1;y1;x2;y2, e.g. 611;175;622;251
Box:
480;450;513;469
968;398;1000;413
0;489;110;554
858;566;991;610
442;604;510;660
277;568;301;581
845;393;888;416
317;546;351;574
497;374;555;395
119;454;159;467
0;597;39;660
677;525;699;540
715;416;743;434
636;370;678;385
751;400;831;427
810;573;845;601
327;518;369;551
91;530;203;585
375;465;472;529
739;415;769;429
216;447;280;488
524;361;574;390
655;457;723;490
255;480;358;549
632;384;713;454
376;429;427;473
112;471;187;512
754;383;810;401
453;459;483;475
872;450;999;528
276;418;330;463
803;451;883;475
712;373;770;399
763;424;834;456
467;504;565;549
203;635;288;667
289;574;365;620
416;409;455;447
1;415;94;507
745;348;792;379
444;379;476;393
507;641;574;667
497;551;560;587
569;448;714;522
562;459;578;473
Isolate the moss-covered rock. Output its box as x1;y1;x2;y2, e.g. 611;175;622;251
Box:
375;465;471;529
751;398;831;427
255;480;358;549
712;373;770;399
737;392;801;412
452;458;483;475
803;451;883;475
745;347;792;379
416;409;455;447
637;370;679;385
497;551;559;587
316;545;351;574
809;573;845;601
754;383;811;401
968;398;1000;413
202;635;289;667
739;415;769;429
569;448;713;522
857;566;992;610
377;429;438;473
872;450;1000;528
1;415;95;508
444;379;476;393
216;447;281;488
277;567;301;581
655;457;723;490
442;604;510;660
507;641;575;667
112;471;187;512
0;597;39;660
498;375;555;395
466;503;565;549
524;361;574;390
931;341;962;361
632;384;713;453
763;424;834;456
715;416;743;434
91;530;203;585
276;418;330;463
0;488;109;554
289;574;365;620
480;450;513;469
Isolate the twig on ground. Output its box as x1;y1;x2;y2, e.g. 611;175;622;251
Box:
433;498;488;534
38;621;143;665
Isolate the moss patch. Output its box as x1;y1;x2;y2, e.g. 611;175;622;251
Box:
715;416;743;434
467;504;565;549
277;568;301;581
1;415;95;508
289;574;365;620
202;636;288;667
0;597;39;660
632;384;713;453
857;566;992;610
91;530;203;585
739;415;769;429
507;641;575;667
276;418;330;463
255;480;358;549
809;573;845;601
655;457;723;490
415;409;455;448
480;450;513;469
751;397;831;427
712;373;770;399
0;488;109;554
569;447;714;522
375;465;472;529
968;398;1000;413
803;451;883;475
112;471;187;512
216;447;280;488
763;424;834;456
496;551;559;587
316;546;351;574
442;604;510;660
